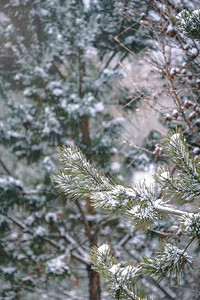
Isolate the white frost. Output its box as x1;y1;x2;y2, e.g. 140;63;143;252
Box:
170;133;180;142
161;172;170;179
109;264;120;275
53;88;63;96
46;257;69;275
98;244;109;254
34;226;47;236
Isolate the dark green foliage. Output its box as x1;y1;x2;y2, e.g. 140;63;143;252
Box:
175;9;200;40
180;213;200;244
155;131;200;202
141;243;193;283
90;244;150;300
0;1;148;298
0;176;24;211
55;132;200;298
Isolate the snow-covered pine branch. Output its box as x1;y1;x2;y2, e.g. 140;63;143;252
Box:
175;9;200;40
155;132;200;202
53;146;177;227
180;213;200;244
53;132;200;299
52;146;113;201
141;243;193;283
90;244;150;300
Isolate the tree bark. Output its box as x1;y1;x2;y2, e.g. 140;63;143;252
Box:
87;228;101;300
87;264;101;300
77;32;101;299
80;117;91;145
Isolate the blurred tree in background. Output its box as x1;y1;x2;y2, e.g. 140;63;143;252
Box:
54;1;200;299
0;0;200;299
0;1;149;299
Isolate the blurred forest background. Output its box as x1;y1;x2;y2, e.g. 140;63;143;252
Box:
0;0;200;299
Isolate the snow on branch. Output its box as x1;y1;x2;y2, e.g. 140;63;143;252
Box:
180;213;200;244
90;244;150;300
52;146;113;201
53;132;200;299
141;243;193;283
175;9;200;40
53;135;199;228
155;131;200;202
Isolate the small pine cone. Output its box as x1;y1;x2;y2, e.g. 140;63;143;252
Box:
195;106;200;115
187;72;193;80
194;155;200;163
159;147;164;156
154;146;160;156
140;13;146;20
184;100;193;109
184;44;190;51
170;67;176;76
188;111;197;121
172;109;178;119
166;25;176;37
176;229;182;238
193;147;200;155
195;118;200;127
165;113;172;121
154;146;163;157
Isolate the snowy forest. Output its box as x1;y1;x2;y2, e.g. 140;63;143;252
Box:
0;0;200;299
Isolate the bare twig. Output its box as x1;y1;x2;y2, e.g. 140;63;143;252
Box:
76;200;92;239
0;158;11;175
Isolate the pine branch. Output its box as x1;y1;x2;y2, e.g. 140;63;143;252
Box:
61;230;90;265
123;247;177;300
175;9;200;40
1;212;90;266
0;158;11;175
90;244;150;300
141;243;194;283
53;133;200;297
154;202;187;217
53;144;193;230
180;213;200;245
52;146;113;201
155;132;200;202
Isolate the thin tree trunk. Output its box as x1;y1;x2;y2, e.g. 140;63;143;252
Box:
87;263;101;300
77;29;101;299
80;117;91;145
87;228;101;300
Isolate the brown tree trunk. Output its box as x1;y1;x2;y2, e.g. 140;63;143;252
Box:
87;264;101;300
77;35;101;299
80;117;91;145
87;227;101;300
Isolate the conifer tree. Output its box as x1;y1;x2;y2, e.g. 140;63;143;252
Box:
53;2;200;299
0;1;148;299
54;131;200;299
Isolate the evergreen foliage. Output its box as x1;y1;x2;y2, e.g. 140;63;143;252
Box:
175;9;200;40
0;0;146;299
1;0;200;298
0;1;149;299
91;244;149;300
155;132;200;202
141;243;193;283
54;131;200;299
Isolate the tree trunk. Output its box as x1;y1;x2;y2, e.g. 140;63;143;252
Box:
77;32;101;299
87;227;101;300
80;117;91;145
87;264;101;300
